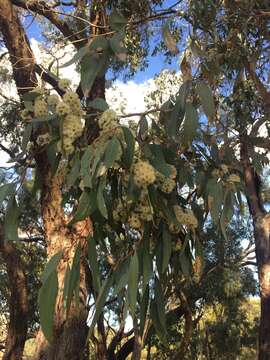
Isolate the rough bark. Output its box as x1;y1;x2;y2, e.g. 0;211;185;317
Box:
0;226;28;360
34;155;92;360
0;0;37;94
241;138;270;360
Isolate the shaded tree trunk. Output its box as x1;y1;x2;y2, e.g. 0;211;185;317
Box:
34;159;92;360
0;226;28;360
241;139;270;360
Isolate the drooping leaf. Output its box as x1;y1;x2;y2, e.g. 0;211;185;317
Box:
166;82;189;139
88;98;109;111
39;270;58;343
104;136;121;168
4;196;20;241
196;81;215;118
181;102;199;144
109;31;127;62
180;248;192;279
140;286;149;336
113;258;130;295
41;251;63;284
81;146;94;188
69;190;96;225
207;180;224;224
97;178;108;218
109;9;127;31
87;271;114;339
155;278;167;331
65;245;81;313
88;236;101;292
66;152;80;187
60;46;89;68
81;49;110;97
0;183;16;206
22;91;41;103
150;300;168;346
139;116;148;140
122;126;135;168
62;265;71;309
21;123;33;153
128;253;139;318
162;225;172;273
162;22;179;55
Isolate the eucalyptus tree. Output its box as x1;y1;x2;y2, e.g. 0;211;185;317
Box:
0;1;268;360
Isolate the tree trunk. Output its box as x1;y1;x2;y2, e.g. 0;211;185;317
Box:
34;160;92;360
241;140;270;359
254;215;270;360
0;226;28;360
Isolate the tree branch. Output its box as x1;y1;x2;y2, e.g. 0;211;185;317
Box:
11;0;85;49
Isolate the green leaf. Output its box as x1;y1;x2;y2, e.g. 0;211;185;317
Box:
139;116;148;140
0;183;16;206
162;22;179;55
22;91;41;103
81;146;94;188
150;300;168;346
66;152;80;187
166;83;188;139
220;190;235;239
32;115;55;123
69;190;96;225
180;250;191;279
60;46;89;68
41;251;63;284
97;178;108;218
155;279;166;331
4;196;20;241
81;50;110;97
113;259;130;295
87;271;114;339
207;180;224;224
104;136;121;168
38;270;58;343
162;226;172;273
65;245;81;313
122;126;135;168
196;81;215;118
142;248;152;295
128;253;139;318
181;102;199;144
88;98;109;111
109;9;127;31
88;236;101;292
109;31;127;62
140;286;149;336
142;224;152;294
21;123;32;153
62;265;71;309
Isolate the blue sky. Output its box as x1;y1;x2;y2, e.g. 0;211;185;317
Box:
24;0;180;84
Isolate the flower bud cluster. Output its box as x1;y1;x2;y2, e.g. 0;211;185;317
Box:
34;98;48;117
58;78;71;91
173;205;198;228
47;94;60;107
156;165;177;193
133;161;156;187
62;113;83;154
